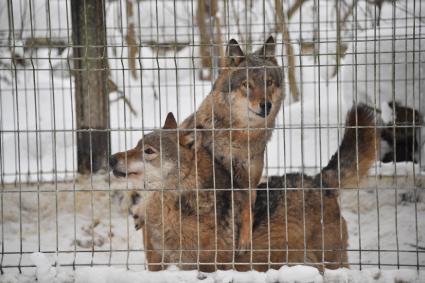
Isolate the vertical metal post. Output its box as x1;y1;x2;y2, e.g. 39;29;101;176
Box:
71;0;109;174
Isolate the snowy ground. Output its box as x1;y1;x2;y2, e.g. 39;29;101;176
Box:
1;253;424;283
1;0;425;282
0;171;424;282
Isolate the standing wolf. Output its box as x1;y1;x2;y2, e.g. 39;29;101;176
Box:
181;36;284;251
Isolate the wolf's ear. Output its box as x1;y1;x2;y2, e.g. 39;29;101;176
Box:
163;112;177;129
254;36;276;61
226;39;245;67
179;129;203;151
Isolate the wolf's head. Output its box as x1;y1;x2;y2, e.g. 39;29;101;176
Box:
213;36;284;126
109;113;203;189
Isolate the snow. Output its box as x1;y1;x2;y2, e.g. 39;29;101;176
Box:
1;0;425;282
1;0;424;182
340;3;425;170
1;252;423;283
1;176;424;282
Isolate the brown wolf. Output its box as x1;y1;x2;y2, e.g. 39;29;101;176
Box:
117;104;379;272
180;36;284;251
235;103;380;271
381;101;422;163
111;113;238;271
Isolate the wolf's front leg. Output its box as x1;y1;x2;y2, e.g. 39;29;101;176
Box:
232;159;262;255
143;228;164;271
234;190;256;255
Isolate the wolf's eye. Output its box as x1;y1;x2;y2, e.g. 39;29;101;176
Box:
144;147;155;154
242;80;252;89
266;79;273;87
133;215;139;219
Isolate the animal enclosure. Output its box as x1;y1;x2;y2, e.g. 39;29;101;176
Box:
0;0;424;281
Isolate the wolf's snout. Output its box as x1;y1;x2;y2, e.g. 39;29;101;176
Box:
259;101;272;117
109;155;118;168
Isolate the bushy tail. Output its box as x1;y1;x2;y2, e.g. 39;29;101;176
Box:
321;104;380;188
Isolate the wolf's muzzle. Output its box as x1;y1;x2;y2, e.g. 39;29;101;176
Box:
109;155;128;177
109;155;118;168
259;101;272;117
112;170;127;178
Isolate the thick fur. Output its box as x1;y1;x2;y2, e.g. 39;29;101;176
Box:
235;104;380;271
180;36;284;250
112;114;238;271
381;102;422;163
321;104;380;188
121;104;379;272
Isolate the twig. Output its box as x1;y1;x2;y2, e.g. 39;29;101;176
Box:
126;0;138;80
231;0;245;44
287;0;309;19
275;0;299;101
18;1;28;40
214;13;225;68
197;0;212;80
408;244;425;250
330;0;356;78
108;79;137;115
340;0;359;31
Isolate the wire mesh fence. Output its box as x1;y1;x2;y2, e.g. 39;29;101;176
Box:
0;0;424;280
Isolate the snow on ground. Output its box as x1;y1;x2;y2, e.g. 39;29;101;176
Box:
1;253;424;283
1;0;425;281
0;173;424;282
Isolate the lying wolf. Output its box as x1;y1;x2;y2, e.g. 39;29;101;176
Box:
111;104;379;271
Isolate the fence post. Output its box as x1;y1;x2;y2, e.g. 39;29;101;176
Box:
71;0;110;174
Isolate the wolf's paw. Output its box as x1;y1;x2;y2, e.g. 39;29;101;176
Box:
236;237;252;255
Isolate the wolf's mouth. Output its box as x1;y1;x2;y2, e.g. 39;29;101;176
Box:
112;170;138;178
249;108;267;118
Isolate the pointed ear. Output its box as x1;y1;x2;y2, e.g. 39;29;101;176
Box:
226;39;245;67
179;129;203;151
163;112;177;129
254;35;276;60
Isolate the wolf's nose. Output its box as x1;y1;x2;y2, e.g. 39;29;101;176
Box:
109;155;118;168
260;101;272;116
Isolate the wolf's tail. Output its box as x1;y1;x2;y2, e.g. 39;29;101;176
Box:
320;104;380;188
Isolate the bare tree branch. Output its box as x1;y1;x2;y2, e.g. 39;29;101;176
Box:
126;0;138;80
108;78;137;116
231;0;245;44
18;1;28;40
275;0;300;101
197;0;222;80
214;12;225;69
287;0;309;19
339;0;359;31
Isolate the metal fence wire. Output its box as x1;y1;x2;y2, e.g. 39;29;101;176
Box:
0;0;424;276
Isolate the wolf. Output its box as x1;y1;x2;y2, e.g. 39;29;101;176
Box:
235;104;380;271
180;36;284;251
116;104;379;271
111;113;237;271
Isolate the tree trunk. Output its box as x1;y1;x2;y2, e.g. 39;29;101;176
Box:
72;0;109;174
197;0;219;80
275;0;300;101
